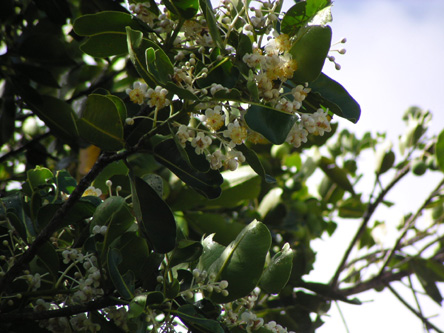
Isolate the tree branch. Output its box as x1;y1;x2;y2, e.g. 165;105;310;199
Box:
0;296;125;322
0;132;51;164
330;164;411;288
387;284;444;333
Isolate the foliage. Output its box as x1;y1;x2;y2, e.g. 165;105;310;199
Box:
0;0;443;332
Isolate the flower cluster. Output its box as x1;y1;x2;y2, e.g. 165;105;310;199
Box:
223;288;295;333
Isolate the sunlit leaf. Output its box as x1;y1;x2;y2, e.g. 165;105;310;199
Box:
208;220;271;303
290;25;332;83
259;244;294;294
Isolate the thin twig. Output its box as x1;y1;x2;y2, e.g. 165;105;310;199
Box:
335;301;350;333
376;178;444;278
330;164;411;288
0;132;51;164
387;284;444;333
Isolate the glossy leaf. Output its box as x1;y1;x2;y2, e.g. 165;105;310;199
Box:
208;220;271;303
129;174;176;253
154;139;223;199
281;0;331;36
172;0;199;19
237;144;276;183
199;0;224;50
110;232;150;279
185;212;245;246
174;304;224;333
259;244;294;294
319;156;355;195
27;166;53;192
199;234;226;272
169;240;203;267
77;94;125;151
436;129;444;173
26;95;78;144
290;25;332;83
245;104;297;145
107;247;135;299
309;73;361;123
74;11;148;57
145;47;174;85
126;27;157;88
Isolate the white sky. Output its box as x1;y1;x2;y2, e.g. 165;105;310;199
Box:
306;1;444;332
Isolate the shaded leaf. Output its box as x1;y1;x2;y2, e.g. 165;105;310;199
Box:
436;129;444;173
319;156;355;195
309;73;361;123
245;104;297;145
107;247;135;299
129;174;176;253
154;139;223;199
174;304;224;333
169;240;203;267
77;94;125;151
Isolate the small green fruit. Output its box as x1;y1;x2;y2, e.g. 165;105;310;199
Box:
411;159;427;176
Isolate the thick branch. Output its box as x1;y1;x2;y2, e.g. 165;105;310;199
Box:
0;297;125;322
339;251;444;297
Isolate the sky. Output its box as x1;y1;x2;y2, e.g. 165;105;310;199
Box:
303;0;444;332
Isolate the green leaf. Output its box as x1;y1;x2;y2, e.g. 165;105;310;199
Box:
129;174;176;253
412;259;443;305
208;220;271;303
110;232;150;279
128;295;147;319
107;247;135;300
199;0;224;50
27;166;53;192
319;156;355;195
245;104;297;145
436;129;444;173
281;0;332;36
338;197;367;218
74;11;149;57
237;144;276;183
172;0;199;19
26;95;78;144
55;170;77;195
309;73;361;123
290;25;332;83
165;82;199;101
375;145;395;176
145;47;174;85
259;243;294;294
126;27;157;88
77;94;125;151
35;241;60;281
174;304;224;333
169;240;203;267
154;139;223;199
185;212;245;246
199;234;226;272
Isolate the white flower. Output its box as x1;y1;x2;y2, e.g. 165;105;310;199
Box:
83;186;102;197
191;132;212;155
302;109;331;136
176;125;194;147
207;150;225;170
223;120;247;146
286;122;308;148
204;106;225;131
291;85;311;103
147;86;170;109
126;81;148;105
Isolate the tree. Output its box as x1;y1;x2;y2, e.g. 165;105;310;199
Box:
0;0;443;332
